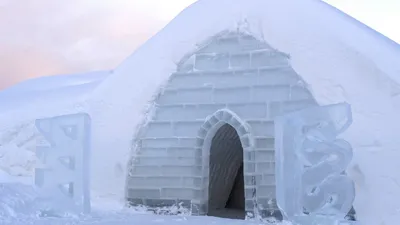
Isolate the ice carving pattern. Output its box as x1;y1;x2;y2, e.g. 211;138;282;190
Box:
275;103;357;224
35;113;91;215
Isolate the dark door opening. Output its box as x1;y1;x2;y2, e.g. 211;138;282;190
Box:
207;124;245;220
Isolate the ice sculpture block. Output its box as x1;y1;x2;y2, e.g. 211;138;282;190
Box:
275;103;357;225
35;113;91;215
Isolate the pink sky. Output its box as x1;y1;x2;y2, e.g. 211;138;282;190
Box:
0;0;398;90
0;0;196;89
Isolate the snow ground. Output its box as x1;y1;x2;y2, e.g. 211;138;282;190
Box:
0;180;279;225
6;211;276;225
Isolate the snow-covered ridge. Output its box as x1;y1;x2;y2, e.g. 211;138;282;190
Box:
2;70;110;95
0;70;110;132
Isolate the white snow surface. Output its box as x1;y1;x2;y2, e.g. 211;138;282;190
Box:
0;182;278;225
0;0;400;224
2;70;109;95
0;70;109;118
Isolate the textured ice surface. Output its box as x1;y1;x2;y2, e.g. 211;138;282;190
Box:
275;103;357;225
35;113;91;215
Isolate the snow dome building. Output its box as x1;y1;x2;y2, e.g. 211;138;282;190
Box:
89;0;399;223
125;30;319;218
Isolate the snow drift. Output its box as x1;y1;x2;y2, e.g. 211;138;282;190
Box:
0;70;109;127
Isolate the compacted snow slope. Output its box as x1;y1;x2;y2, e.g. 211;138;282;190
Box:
0;70;109;135
0;0;400;224
1;70;109;95
0;181;279;225
87;0;400;224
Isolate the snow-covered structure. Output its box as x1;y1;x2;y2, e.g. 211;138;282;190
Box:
125;30;318;218
0;71;108;177
1;0;400;224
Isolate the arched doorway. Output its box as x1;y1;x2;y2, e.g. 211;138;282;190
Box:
195;109;255;219
207;123;245;219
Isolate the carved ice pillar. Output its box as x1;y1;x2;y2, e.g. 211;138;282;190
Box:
275;103;358;225
35;113;91;215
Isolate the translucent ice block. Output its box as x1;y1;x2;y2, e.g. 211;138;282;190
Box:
35;113;91;215
275;103;357;225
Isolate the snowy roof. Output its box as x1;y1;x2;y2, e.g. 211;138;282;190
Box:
2;70;109;95
0;70;110;129
86;0;400;224
89;0;400;154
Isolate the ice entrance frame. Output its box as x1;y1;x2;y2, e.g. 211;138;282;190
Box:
207;123;245;219
194;109;256;217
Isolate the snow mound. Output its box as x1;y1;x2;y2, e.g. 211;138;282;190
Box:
0;71;110;130
0;183;38;220
2;70;109;95
0;122;42;179
0;144;36;177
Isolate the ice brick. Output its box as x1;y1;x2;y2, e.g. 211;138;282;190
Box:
35;113;91;215
275;103;356;224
